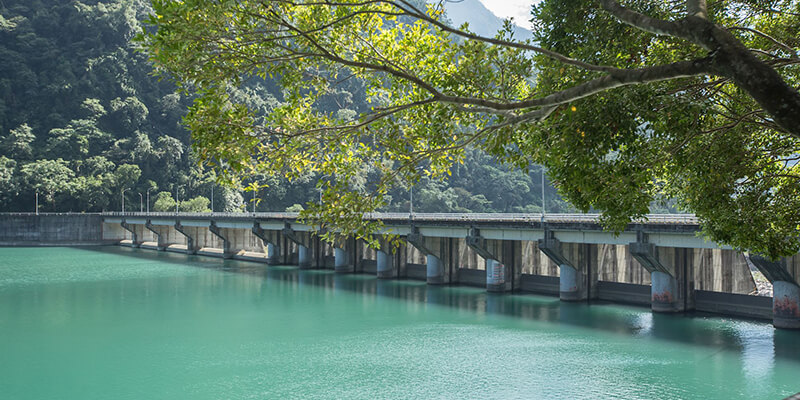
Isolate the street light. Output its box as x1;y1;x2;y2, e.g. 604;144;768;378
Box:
175;186;181;214
540;165;546;222
410;185;414;216
138;192;143;213
35;191;38;215
146;188;153;213
122;188;129;214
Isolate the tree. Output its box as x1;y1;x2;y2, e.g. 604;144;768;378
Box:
0;156;18;207
152;191;175;212
114;163;141;191
17;159;75;209
179;196;211;212
141;0;800;257
1;124;35;160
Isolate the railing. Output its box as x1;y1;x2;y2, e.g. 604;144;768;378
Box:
97;211;699;225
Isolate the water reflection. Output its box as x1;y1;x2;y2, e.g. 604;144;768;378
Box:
91;246;800;365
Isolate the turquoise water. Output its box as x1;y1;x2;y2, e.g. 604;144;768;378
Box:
0;247;799;399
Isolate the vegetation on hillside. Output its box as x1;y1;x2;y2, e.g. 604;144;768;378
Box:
0;0;572;215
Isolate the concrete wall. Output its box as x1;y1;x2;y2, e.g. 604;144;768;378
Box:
597;244;649;284
0;214;109;245
693;249;754;294
521;240;560;276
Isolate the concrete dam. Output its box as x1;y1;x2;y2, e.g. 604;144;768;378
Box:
2;212;799;329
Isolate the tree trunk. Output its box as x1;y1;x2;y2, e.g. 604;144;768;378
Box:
688;17;800;139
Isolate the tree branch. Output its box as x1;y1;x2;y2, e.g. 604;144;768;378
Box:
598;0;690;39
687;0;708;19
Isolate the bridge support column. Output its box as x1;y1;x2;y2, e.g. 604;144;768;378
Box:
538;232;596;301
377;250;393;278
266;243;280;264
485;258;508;292
774;281;800;329
283;224;324;269
372;235;401;279
558;264;580;300
208;222;234;259
334;247;350;272
467;228;518;292
252;223;285;265
298;245;311;267
749;255;800;329
333;236;357;273
407;228;453;284
650;271;677;312
426;254;445;284
174;222;200;255
629;236;692;313
145;220;169;251
120;220;143;248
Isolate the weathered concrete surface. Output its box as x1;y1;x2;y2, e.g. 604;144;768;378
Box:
773;281;800;329
0;214;115;246
694;290;773;320
538;236;598;301
407;229;456;284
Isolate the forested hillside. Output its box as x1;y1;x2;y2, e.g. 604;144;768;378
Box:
0;0;579;214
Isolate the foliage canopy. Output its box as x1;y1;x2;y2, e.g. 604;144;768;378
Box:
142;0;800;258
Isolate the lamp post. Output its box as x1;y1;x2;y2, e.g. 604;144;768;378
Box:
146;188;153;213
540;165;546;222
35;191;38;215
138;192;143;213
122;188;129;214
410;185;414;216
175;186;180;214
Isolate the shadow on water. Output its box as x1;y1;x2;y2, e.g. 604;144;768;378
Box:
85;245;800;363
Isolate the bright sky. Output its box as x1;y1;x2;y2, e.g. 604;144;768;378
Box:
476;0;538;29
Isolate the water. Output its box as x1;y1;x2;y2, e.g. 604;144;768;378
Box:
1;247;799;399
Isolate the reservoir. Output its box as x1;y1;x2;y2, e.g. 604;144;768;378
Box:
1;246;799;399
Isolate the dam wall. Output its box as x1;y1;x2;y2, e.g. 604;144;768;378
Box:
0;213;112;246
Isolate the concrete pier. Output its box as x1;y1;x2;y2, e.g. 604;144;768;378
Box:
334;246;352;273
651;271;678;312
426;254;445;284
773;281;800;329
298;245;311;268
486;259;506;292
376;250;393;278
538;235;592;301
558;264;580;301
264;243;278;264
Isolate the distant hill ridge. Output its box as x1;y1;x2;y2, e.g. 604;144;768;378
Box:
442;0;533;40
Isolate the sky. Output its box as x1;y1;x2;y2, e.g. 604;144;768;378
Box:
476;0;538;29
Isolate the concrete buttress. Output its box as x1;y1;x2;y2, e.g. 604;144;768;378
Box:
407;227;454;284
538;231;597;301
120;220;143;248
749;255;800;329
173;222;200;255
466;228;520;292
629;232;694;313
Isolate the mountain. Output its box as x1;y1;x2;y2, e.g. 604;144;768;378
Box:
442;0;533;40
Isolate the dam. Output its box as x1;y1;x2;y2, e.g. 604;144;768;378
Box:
1;211;798;328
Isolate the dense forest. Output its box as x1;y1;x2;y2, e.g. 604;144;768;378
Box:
0;0;589;214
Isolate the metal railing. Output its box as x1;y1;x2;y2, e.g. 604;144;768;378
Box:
97;211;699;225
